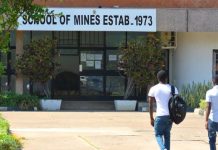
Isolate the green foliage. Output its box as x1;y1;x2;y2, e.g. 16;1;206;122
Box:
0;134;22;150
199;99;207;110
180;81;212;108
0;0;49;52
0;92;18;107
16;38;59;83
0;116;9;135
17;94;40;111
0;62;6;76
16;38;59;98
0;115;22;150
0;31;10;53
0;92;40;110
119;33;164;99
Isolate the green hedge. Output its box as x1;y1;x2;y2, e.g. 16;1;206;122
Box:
0;115;22;150
0;92;40;111
180;81;212;108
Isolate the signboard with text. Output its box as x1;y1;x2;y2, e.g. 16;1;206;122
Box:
17;8;156;32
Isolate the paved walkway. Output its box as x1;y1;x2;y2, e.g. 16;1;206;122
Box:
1;112;210;150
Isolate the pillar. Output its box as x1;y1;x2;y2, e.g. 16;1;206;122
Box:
15;31;24;94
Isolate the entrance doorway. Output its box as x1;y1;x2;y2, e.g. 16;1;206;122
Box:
52;49;80;99
50;31;169;101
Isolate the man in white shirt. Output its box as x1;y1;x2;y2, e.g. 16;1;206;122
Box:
148;70;178;150
205;75;218;150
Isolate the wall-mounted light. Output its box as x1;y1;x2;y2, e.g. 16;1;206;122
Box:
113;5;119;8
26;84;30;90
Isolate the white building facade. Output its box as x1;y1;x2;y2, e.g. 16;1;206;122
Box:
4;1;218;109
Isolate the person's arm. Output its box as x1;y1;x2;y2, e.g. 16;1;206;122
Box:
205;102;211;130
149;96;155;127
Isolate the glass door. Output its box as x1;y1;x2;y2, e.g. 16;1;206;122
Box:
52;48;80;99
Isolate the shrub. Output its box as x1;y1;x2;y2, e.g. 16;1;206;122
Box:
0;92;40;110
0;134;22;150
199;99;207;110
0;92;18;107
0;115;22;150
180;81;212;108
0;117;9;135
17;94;40;111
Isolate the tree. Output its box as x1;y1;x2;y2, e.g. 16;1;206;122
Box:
119;33;165;99
0;0;51;78
0;0;50;52
16;38;59;98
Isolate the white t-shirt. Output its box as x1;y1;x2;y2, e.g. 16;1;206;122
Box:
206;85;218;122
148;83;179;117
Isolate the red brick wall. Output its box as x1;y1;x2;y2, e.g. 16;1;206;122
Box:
34;0;218;8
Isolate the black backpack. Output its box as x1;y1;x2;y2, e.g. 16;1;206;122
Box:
168;85;187;124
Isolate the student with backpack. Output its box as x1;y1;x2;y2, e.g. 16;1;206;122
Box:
205;75;218;150
148;70;178;150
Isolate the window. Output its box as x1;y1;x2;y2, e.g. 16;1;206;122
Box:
127;32;146;41
0;76;8;91
32;31;52;40
59;49;78;55
106;50;121;70
106;76;125;96
80;32;104;47
80;50;104;70
80;76;103;96
10;49;16;70
106;32;126;47
213;50;218;76
10;31;16;47
24;31;31;46
54;31;78;47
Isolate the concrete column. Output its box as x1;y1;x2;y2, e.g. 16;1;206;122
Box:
15;31;24;94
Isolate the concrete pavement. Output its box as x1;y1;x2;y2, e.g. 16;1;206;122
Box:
1;112;210;150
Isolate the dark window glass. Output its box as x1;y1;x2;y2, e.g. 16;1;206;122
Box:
0;75;8;91
80;32;104;47
10;49;16;70
59;49;78;55
80;76;103;96
24;31;31;46
10;31;16;47
106;76;125;96
127;32;146;41
32;31;52;40
106;32;126;47
57;55;79;74
54;31;78;47
10;75;16;92
213;50;218;76
106;50;121;70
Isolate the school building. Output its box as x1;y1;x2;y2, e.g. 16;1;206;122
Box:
5;0;218;110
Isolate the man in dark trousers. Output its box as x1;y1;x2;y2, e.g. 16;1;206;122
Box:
148;70;178;150
205;75;218;150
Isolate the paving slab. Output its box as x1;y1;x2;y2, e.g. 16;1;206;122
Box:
1;112;210;150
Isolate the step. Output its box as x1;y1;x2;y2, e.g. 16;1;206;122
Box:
61;101;115;111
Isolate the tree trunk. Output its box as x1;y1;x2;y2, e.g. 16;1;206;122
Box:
124;77;134;99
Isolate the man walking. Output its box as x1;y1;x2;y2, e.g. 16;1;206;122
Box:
205;75;218;150
148;70;178;150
